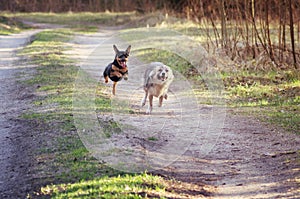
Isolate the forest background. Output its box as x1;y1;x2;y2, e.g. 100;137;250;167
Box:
1;0;300;69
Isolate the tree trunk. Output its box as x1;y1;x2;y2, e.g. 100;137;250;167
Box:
220;0;227;48
251;0;257;57
265;0;275;63
289;0;297;69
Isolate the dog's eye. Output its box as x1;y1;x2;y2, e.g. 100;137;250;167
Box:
119;54;128;59
165;69;169;72
158;69;162;72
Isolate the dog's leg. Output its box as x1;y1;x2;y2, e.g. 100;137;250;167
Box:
146;95;153;114
112;81;117;95
158;95;164;107
103;67;109;83
141;91;148;107
123;73;128;81
104;76;108;83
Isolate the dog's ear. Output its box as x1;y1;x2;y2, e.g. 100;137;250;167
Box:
113;45;119;54
149;70;156;79
125;45;131;55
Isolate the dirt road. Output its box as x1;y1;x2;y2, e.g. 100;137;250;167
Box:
0;23;63;198
69;28;300;198
0;30;42;198
0;26;299;198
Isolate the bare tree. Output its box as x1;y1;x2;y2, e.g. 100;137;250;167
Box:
289;0;297;68
0;0;299;69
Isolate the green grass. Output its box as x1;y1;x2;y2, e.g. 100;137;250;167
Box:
40;173;165;198
221;69;300;134
222;69;299;103
4;12;134;24
68;24;100;33
264;107;300;134
148;136;158;141
0;15;30;34
3;12;138;33
135;48;196;78
40;172;209;199
95;84;113;112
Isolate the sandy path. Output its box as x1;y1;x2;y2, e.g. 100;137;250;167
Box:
0;29;42;198
68;29;300;198
0;22;65;198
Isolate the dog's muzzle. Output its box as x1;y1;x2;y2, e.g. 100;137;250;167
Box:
159;73;168;81
120;60;127;68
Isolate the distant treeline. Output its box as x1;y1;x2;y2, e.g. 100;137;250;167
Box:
0;0;171;12
1;1;299;21
1;0;299;68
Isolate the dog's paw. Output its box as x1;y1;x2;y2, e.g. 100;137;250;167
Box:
141;99;146;107
104;76;108;83
164;94;168;100
146;108;152;114
146;106;152;114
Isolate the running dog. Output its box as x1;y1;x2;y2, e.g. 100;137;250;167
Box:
103;44;131;95
141;62;174;114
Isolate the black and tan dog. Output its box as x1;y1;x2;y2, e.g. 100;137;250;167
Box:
103;44;131;95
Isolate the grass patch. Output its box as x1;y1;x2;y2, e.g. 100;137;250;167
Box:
264;107;300;134
97;117;122;138
40;173;164;198
0;15;30;34
95;84;112;112
135;48;197;78
3;12;138;33
68;24;99;33
148;136;158;141
222;69;300;134
40;172;209;199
